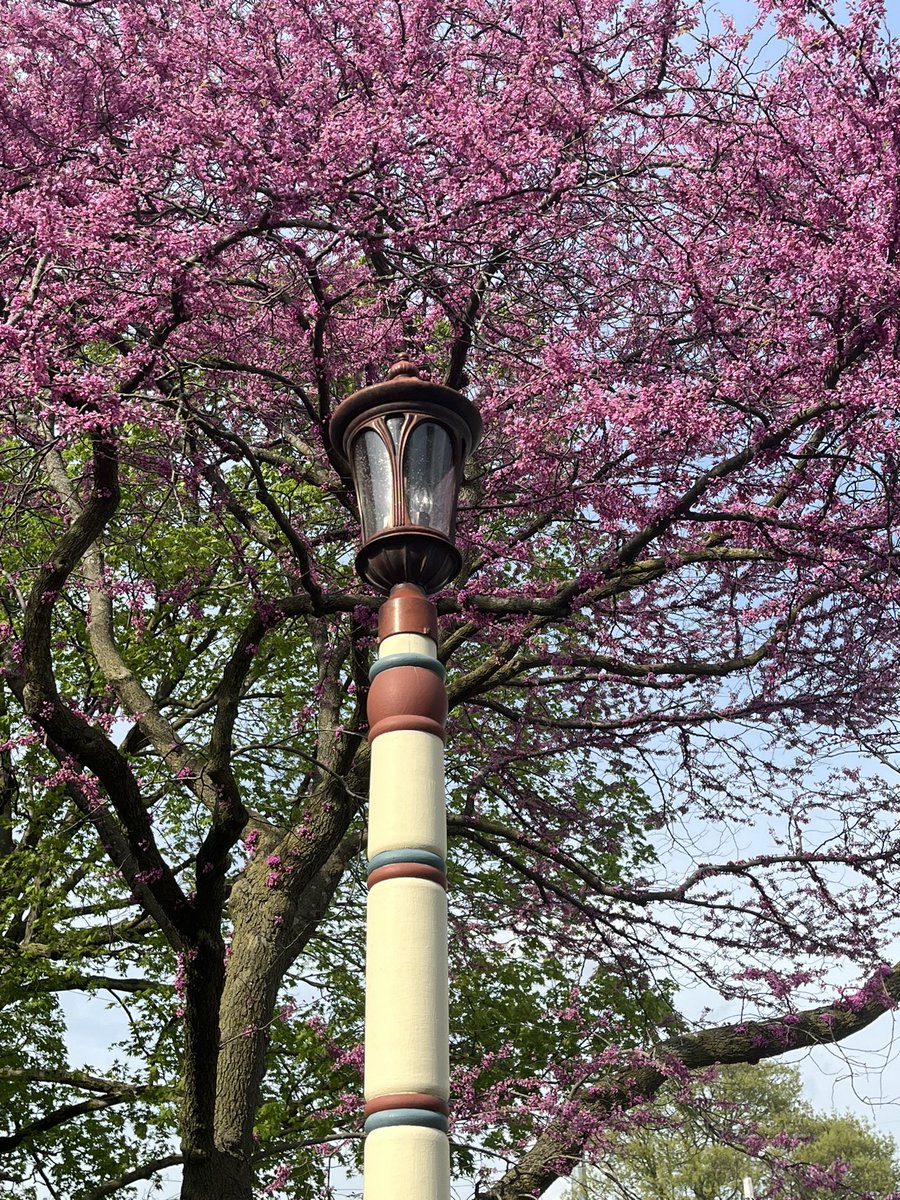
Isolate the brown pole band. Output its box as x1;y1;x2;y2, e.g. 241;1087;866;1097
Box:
365;1093;450;1118
378;582;439;643
367;665;448;743
368;713;447;743
367;863;448;890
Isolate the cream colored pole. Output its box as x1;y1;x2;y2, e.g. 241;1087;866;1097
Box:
363;583;450;1200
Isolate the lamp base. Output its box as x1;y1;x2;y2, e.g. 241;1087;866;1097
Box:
356;530;462;595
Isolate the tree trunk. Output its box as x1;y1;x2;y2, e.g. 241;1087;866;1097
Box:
181;1147;254;1200
213;867;295;1173
211;836;357;1190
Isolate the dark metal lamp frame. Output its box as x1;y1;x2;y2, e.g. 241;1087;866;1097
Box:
330;366;483;594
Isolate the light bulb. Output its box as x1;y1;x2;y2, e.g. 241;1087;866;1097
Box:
409;486;434;526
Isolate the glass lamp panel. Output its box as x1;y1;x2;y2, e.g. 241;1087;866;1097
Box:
403;422;456;534
385;416;405;451
353;429;394;540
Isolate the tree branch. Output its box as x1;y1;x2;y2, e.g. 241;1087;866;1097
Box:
0;1092;141;1154
20;436;190;939
482;965;900;1200
75;1155;184;1200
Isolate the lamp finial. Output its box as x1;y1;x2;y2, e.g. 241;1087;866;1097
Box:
386;358;421;381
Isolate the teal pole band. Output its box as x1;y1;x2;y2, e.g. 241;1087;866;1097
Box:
364;1109;450;1135
369;652;447;683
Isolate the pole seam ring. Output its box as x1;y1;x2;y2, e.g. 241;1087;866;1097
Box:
369;653;446;683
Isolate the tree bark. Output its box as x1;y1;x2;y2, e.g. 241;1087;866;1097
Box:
180;1148;252;1200
212;834;360;1189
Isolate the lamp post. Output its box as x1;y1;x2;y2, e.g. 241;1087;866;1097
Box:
330;360;482;1200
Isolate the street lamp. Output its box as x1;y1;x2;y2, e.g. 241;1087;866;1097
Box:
329;358;483;594
330;360;482;1200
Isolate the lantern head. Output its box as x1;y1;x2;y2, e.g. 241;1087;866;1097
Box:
330;361;483;594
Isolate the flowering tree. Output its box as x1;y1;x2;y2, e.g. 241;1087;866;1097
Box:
571;1063;900;1200
2;0;900;1196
